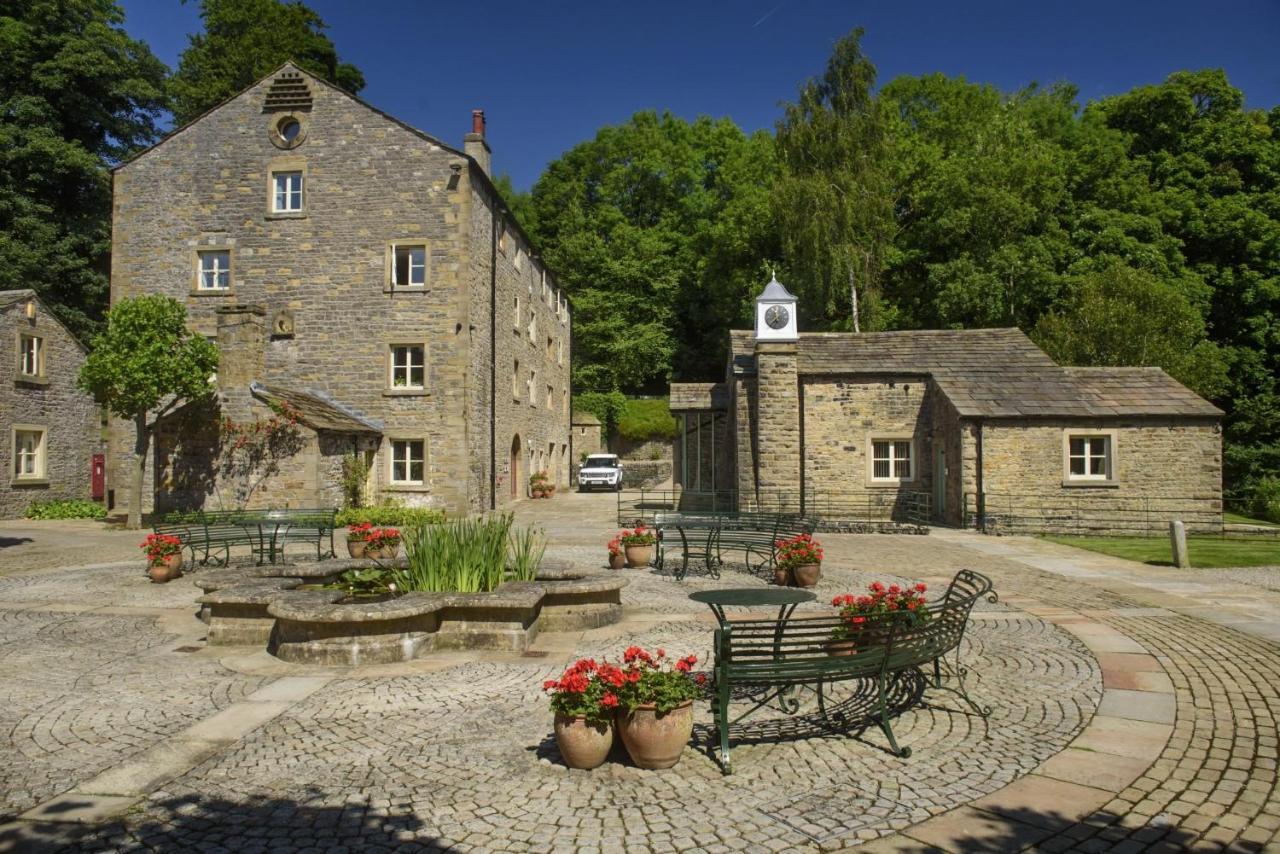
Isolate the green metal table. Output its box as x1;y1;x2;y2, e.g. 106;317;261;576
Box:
688;587;815;627
689;587;817;715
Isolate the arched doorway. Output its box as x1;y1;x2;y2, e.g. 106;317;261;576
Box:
510;434;522;499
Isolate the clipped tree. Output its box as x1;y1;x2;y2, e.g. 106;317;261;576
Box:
169;0;365;124
78;296;219;528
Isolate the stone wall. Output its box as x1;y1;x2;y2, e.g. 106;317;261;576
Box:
475;172;571;505
800;375;934;520
753;345;800;502
571;420;603;461
109;65;569;517
0;295;102;518
974;418;1223;532
612;436;671;462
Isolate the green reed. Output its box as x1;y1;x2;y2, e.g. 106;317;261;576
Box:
392;513;545;593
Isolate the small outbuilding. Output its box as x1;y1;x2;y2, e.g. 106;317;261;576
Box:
670;277;1224;532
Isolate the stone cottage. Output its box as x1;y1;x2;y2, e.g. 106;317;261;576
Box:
108;63;571;515
670;277;1224;532
0;290;103;518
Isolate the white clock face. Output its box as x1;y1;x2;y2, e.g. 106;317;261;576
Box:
764;304;790;329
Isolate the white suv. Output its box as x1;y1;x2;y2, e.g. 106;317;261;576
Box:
578;454;624;492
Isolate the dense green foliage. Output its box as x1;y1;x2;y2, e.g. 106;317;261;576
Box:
78;295;218;527
525;112;777;392
0;0;168;338
572;391;628;436
24;499;108;520
616;398;679;443
334;505;445;528
169;0;365;125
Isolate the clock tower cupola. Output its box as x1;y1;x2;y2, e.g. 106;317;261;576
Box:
755;274;798;342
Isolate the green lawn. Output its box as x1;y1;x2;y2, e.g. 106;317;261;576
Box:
1043;535;1280;568
1224;511;1280;528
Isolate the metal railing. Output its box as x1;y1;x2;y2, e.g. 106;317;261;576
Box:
963;491;1280;538
617;488;931;530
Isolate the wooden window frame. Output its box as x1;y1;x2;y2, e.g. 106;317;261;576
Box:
16;332;45;380
11;424;48;485
1063;429;1118;486
193;248;233;294
385;342;428;396
386;437;428;489
386;241;429;291
866;434;916;486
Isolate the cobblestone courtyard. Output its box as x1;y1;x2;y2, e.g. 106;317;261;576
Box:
1;498;1278;852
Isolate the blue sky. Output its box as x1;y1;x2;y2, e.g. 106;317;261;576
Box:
121;0;1280;190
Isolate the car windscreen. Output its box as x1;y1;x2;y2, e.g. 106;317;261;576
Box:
583;457;618;468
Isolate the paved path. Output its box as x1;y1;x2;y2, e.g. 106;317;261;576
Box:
0;495;1275;852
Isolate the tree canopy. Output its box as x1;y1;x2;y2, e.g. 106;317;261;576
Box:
525;111;777;392
169;0;365;125
0;0;168;338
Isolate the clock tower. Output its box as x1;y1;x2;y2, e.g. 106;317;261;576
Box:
751;275;802;508
755;274;798;342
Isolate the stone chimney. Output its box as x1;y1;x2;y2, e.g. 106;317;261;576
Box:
464;109;491;177
215;305;267;419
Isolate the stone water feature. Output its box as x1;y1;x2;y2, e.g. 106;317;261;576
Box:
194;557;627;665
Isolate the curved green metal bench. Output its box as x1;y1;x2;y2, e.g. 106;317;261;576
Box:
653;512;819;580
709;569;996;773
154;508;336;566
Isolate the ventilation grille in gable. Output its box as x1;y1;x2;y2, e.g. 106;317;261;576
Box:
263;72;313;112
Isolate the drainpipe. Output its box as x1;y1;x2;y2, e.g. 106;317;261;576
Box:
975;419;986;534
489;202;500;510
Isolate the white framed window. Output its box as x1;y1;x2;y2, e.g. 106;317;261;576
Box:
12;426;45;481
391;244;426;288
272;171;303;212
1065;432;1115;482
869;437;914;483
18;334;42;377
197;250;231;290
390;439;425;485
389;344;425;389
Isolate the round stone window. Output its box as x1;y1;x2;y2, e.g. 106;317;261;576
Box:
269;114;306;150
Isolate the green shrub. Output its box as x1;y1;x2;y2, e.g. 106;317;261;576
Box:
25;499;107;520
391;513;544;593
616;397;678;442
335;506;445;528
573;390;627;435
1247;477;1280;524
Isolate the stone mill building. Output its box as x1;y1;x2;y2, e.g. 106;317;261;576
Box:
670;276;1224;532
107;63;571;515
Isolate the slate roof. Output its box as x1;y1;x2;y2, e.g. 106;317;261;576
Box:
571;410;601;425
726;327;1221;419
250;383;383;434
669;382;730;411
934;367;1223;419
0;289;36;308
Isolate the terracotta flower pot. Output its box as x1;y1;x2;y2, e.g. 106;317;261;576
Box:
791;563;821;588
347;539;367;559
826;638;857;657
772;565;793;586
376;543;400;560
624;544;653;568
553;714;614;770
531;487;545;499
608;553;625;570
148;553;183;583
617;701;694;769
